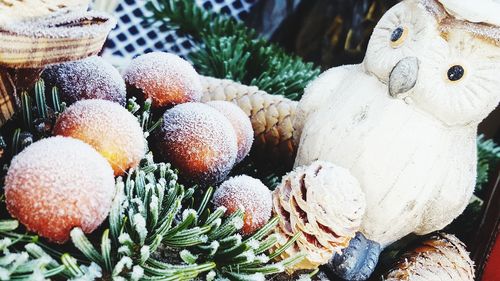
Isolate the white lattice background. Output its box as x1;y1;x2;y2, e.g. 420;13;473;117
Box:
102;0;259;59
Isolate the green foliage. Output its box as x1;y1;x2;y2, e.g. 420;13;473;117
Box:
69;156;216;280
70;154;303;280
0;220;67;281
145;0;321;100
1;79;64;164
476;134;500;193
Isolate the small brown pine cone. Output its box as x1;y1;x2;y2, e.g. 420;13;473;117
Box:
384;233;475;281
200;76;298;167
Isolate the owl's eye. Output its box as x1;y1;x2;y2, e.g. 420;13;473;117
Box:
390;27;408;48
447;65;465;81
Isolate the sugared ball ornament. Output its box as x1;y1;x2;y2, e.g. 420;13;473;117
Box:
207;101;254;163
4;136;115;244
271;161;366;272
212;175;272;236
124;52;202;108
42;56;126;105
53;99;145;176
155;102;237;185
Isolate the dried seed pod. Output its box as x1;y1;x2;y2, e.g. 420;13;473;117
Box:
383;233;475;281
271;161;366;272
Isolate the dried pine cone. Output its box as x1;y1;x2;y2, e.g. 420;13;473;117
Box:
0;69;15;126
383;233;475;281
271;161;366;272
200;76;298;167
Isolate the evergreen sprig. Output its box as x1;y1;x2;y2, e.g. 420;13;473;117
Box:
70;153;304;280
476;134;500;193
145;0;321;100
0;220;62;281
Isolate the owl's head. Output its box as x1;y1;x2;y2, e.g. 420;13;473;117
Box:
364;0;500;127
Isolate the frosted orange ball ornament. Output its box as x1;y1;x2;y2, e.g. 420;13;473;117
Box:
212;175;272;236
53;99;145;176
207;101;254;163
124;52;202;108
155;102;238;185
4;136;115;243
42;56;126;106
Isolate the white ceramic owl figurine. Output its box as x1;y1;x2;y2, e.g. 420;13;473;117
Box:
292;0;500;279
199;0;500;278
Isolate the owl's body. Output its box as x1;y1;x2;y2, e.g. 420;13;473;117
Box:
295;64;477;246
294;0;500;248
292;0;500;252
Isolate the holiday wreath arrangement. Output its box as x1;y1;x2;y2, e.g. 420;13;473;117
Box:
0;0;499;280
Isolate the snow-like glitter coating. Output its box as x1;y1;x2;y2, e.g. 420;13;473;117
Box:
207;101;254;164
124;52;202;108
42;56;126;106
53;99;145;176
212;175;272;236
5;136;115;243
156;102;237;185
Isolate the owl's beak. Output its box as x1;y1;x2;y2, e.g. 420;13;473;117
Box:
389;57;419;98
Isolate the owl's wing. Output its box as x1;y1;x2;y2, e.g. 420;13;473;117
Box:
293;64;355;143
414;141;477;236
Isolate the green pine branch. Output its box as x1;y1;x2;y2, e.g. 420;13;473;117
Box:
476;134;500;193
145;0;321;100
0;220;72;280
70;151;304;280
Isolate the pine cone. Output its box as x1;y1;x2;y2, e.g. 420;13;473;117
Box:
200;76;298;167
383;233;475;281
271;161;366;272
0;70;15;126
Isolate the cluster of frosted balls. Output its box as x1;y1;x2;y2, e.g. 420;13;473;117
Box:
4;137;115;243
4;51;257;247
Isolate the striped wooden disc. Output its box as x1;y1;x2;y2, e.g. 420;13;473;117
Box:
0;0;91;25
0;11;116;127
